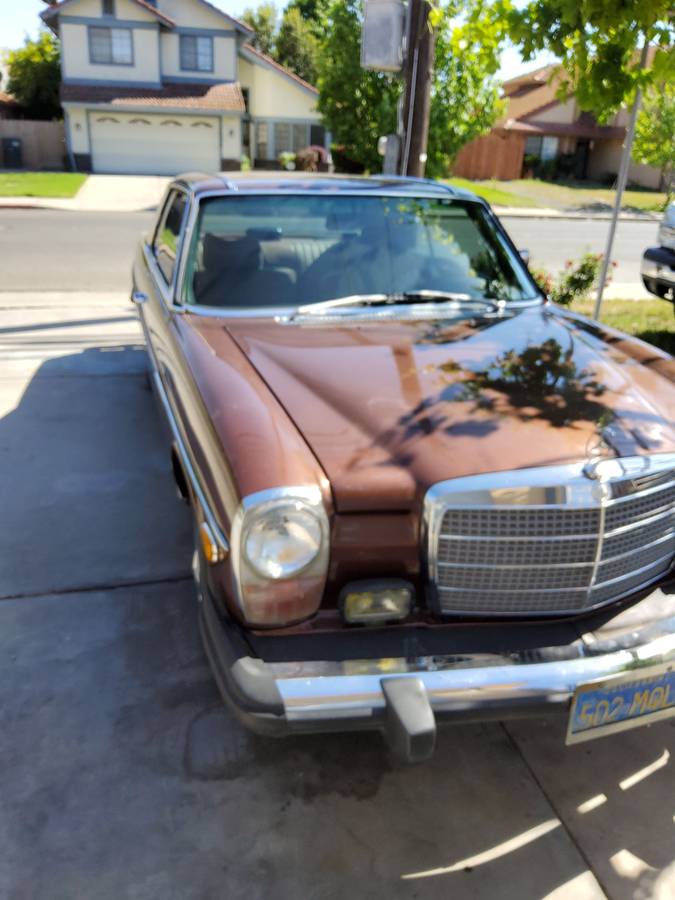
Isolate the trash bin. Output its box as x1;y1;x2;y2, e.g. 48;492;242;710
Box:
2;138;23;169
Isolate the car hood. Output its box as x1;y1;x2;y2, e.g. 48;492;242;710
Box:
212;305;675;512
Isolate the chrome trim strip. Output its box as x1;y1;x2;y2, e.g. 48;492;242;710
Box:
173;187;545;317
271;600;675;724
593;553;674;589
137;308;229;556
439;532;599;542
598;532;675;566
437;532;671;572
605;505;675;536
437;584;588;595
438;560;594;571
436;555;673;595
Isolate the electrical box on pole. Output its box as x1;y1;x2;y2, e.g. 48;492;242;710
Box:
361;0;406;73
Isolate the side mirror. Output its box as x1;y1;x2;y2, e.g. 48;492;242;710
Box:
519;248;530;267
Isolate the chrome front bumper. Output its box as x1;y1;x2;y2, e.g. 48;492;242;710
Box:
200;585;675;762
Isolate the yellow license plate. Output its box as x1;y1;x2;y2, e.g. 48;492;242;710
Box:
567;663;675;745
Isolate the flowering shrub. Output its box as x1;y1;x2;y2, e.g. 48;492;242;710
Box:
530;253;615;306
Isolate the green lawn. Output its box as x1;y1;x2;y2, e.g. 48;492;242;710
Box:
0;172;87;198
445;177;539;208
570;298;675;355
501;179;668;213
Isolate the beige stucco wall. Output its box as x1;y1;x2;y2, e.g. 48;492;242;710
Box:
60;21;161;83
65;105;91;153
531;97;577;124
587;139;662;189
157;0;235;29
239;55;319;120
160;33;236;81
62;0;155;20
221;116;241;160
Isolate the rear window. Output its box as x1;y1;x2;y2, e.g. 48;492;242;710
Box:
182;194;539;309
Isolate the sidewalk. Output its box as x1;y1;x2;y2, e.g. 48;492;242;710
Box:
0;174;170;213
493;205;660;223
0;173;662;221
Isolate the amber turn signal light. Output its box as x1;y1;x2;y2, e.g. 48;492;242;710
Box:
340;580;413;625
199;521;226;564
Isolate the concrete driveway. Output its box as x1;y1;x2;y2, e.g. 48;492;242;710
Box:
0;249;674;897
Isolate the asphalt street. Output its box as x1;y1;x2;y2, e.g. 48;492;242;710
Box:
0;207;673;899
0;208;658;293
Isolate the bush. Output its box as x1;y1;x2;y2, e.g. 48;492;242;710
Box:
295;147;318;172
278;151;296;171
530;253;613;306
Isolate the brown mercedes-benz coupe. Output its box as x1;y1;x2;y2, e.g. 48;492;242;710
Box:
132;173;675;761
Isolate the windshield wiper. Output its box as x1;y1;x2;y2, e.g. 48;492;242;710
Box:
298;291;503;315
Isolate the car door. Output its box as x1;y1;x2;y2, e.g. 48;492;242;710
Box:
137;187;190;403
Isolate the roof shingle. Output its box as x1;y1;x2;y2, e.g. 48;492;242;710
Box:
61;81;245;112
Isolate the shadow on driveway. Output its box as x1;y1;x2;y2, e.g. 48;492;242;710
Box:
0;342;671;900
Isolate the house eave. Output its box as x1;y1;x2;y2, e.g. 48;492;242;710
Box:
62;100;244;118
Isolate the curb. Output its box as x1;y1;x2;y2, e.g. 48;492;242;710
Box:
493;207;660;224
0;199;661;222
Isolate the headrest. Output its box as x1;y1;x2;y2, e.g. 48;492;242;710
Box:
202;234;261;272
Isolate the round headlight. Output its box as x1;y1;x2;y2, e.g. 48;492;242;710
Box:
243;503;323;580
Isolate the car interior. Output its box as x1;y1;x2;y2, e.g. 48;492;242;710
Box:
186;198;535;308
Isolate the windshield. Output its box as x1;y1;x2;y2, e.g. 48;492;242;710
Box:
182;194;540;310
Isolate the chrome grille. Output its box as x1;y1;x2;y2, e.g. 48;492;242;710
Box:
425;455;675;617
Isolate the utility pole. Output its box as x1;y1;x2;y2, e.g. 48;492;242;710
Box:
593;40;649;320
400;0;435;177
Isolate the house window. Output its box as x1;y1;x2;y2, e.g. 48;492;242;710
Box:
256;122;310;160
180;35;213;72
541;136;559;161
524;136;543;158
102;0;114;15
256;122;268;160
275;122;292;154
89;26;133;65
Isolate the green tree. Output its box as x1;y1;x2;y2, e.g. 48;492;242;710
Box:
634;84;675;203
4;31;61;120
316;0;399;172
316;0;504;176
286;0;330;37
508;0;675;121
241;3;277;56
276;7;320;83
427;10;504;175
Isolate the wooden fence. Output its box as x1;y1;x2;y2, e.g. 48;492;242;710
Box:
0;120;66;171
452;130;525;181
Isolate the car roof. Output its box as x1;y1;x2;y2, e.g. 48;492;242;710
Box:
173;171;480;203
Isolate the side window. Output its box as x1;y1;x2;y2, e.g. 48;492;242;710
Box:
153;191;187;286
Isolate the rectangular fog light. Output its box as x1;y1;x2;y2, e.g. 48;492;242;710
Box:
341;580;413;625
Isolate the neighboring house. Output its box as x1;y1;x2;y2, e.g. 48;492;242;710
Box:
40;0;325;174
453;63;663;189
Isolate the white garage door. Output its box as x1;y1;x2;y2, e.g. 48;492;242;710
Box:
90;112;220;175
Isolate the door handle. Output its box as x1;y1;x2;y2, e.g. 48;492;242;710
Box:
131;290;149;306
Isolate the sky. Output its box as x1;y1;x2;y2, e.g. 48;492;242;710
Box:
0;0;557;82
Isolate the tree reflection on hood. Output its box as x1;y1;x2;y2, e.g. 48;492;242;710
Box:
449;337;610;429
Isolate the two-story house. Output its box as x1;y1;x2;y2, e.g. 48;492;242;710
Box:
453;63;663;189
40;0;326;174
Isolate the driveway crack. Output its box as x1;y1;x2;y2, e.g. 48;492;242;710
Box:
0;572;192;602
